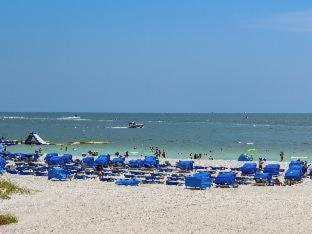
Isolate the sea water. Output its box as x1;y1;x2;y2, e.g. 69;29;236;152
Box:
1;112;312;161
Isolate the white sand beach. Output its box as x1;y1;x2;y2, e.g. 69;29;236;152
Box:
1;160;312;234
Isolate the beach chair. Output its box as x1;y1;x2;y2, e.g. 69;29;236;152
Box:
210;166;228;171
44;153;58;164
100;176;117;182
35;170;48;176
111;157;125;167
48;168;70;181
185;171;212;189
74;173;87;180
0;151;14;160
81;157;95;167
115;178;140;186
128;159;144;169
235;176;252;185
94;155;110;167
143;156;159;168
165;180;182;186
5;167;18;174
284;168;303;183
0;157;6;169
241;163;257;175
253;172;272;186
214;172;238;188
176;161;194;171
263;164;280;176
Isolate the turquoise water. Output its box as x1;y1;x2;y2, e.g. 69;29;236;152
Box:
1;113;312;161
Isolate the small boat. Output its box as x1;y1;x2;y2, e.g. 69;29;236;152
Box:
128;122;144;128
57;115;81;120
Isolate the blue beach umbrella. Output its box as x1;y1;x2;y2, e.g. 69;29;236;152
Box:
0;144;3;151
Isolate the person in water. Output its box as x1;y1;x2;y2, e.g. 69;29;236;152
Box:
162;150;166;158
280;151;284;162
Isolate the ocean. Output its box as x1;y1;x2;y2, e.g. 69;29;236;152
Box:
1;112;312;161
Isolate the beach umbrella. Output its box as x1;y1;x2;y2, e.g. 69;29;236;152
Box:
0;144;3;150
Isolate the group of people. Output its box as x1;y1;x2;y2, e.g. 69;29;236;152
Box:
149;146;166;158
189;153;214;160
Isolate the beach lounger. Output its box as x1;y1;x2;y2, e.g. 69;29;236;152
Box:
210;166;228;171
214;172;238;188
263;164;280;176
143;155;159;168
176;160;194;171
19;169;34;175
111;157;125;167
165;180;182;186
241;163;257;175
115;178;140;186
284;168;303;182
81;157;95;167
48;168;70;181
0;157;7;169
253;172;272;186
124;174;136;178
128;159;145;169
100;177;116;182
185;172;212;189
6;168;18;174
35;170;48;176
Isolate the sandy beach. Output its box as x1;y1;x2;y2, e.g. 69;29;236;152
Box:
1;160;312;234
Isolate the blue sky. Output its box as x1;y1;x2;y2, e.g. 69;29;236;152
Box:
1;0;312;112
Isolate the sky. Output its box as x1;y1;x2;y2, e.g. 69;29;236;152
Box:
1;0;312;113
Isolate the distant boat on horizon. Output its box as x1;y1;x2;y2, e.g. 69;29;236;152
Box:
57;114;81;120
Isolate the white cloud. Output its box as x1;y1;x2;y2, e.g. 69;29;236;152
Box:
249;9;312;32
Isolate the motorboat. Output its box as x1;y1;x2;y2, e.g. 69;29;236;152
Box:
57;115;81;120
128;122;144;128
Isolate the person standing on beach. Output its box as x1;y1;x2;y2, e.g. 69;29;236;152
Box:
259;158;264;170
280;151;284;161
162;150;166;158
